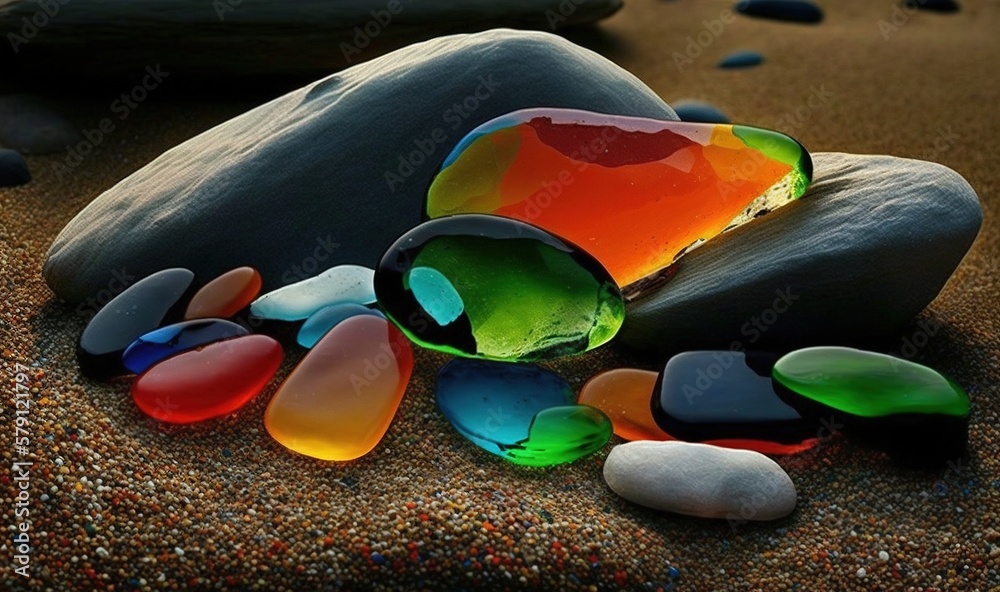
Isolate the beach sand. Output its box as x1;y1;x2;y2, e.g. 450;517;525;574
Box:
2;0;998;589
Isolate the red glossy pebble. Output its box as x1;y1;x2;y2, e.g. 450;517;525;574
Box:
132;334;283;423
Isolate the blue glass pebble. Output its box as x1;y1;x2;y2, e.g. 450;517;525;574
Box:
435;359;610;466
122;318;248;374
436;359;574;457
297;303;385;348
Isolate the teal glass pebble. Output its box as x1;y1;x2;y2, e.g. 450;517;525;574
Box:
435;359;611;466
297;303;385;348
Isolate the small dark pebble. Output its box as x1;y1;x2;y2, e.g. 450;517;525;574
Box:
735;0;824;23
672;100;731;124
0;148;30;187
903;0;958;11
718;50;764;69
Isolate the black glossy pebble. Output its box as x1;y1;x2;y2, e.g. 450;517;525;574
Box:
653;350;820;445
77;268;195;378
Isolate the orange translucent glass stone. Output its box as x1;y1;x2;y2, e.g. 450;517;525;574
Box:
131;334;283;424
184;266;262;320
428;108;812;287
578;368;669;441
264;314;414;461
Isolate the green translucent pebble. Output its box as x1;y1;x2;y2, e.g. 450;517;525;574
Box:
503;405;613;467
772;346;970;418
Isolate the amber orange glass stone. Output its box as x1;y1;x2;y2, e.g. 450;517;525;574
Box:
427;108;812;287
184;266;262;320
264;314;414;461
131;334;283;424
578;368;670;441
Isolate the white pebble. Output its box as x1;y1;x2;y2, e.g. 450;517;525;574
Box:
174;547;185;556
856;567;867;578
879;551;889;562
95;547;109;559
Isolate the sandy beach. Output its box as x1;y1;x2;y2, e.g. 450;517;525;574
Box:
2;0;999;589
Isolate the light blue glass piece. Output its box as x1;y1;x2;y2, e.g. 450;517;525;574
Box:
297;303;385;348
249;264;376;321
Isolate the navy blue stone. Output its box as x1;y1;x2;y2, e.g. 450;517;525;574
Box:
735;0;824;23
718;50;764;69
122;319;249;374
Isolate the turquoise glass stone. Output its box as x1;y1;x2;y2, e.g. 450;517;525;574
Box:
122;319;248;374
435;359;611;466
296;303;385;348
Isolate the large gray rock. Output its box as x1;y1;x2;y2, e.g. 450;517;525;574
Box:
621;153;983;353
603;441;797;521
0;0;621;81
43;29;676;304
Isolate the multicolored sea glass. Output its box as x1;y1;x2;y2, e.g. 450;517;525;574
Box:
121;319;249;374
375;214;624;362
654;351;820;447
264;315;413;461
250;264;376;321
426;108;812;287
78;268;195;379
772;346;970;464
131;334;283;423
184;266;261;320
436;359;611;466
297;303;385;349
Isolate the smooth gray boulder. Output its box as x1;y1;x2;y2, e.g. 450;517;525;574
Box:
621;152;983;353
0;0;622;81
603;441;797;521
43;29;677;304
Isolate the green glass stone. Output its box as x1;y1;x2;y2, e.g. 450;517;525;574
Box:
375;214;625;361
772;346;969;418
504;405;613;467
772;346;970;466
